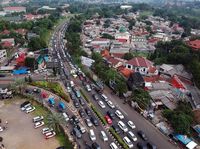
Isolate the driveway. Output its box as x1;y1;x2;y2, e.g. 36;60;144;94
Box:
0;99;60;149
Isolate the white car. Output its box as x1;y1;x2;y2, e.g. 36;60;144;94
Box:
118;121;128;132
62;112;69;122
127;131;137;142
70;81;74;87
42;127;54;134
98;101;106;109
45;131;56;139
107;100;115;109
34;121;44;128
86;85;91;92
67;87;71;92
115;110;124;119
89;129;96;141
25;106;35;113
85;118;93;127
123;136;134;148
100;131;108;142
127;121;136;129
110;142;119;149
33;116;44;123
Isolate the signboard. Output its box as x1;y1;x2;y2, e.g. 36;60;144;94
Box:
81;56;94;67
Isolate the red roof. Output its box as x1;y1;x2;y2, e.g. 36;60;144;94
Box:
126;57;153;68
120;67;134;78
148;38;159;43
16;53;26;65
111;53;125;59
1;41;13;48
1;30;10;35
4;6;26;11
144;75;164;83
187;40;200;50
15;29;27;35
107;57;122;66
117;38;127;43
171;75;185;89
101;49;110;57
148;66;157;73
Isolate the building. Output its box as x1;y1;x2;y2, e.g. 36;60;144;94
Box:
3;6;26;13
125;57;158;76
120;5;132;9
0;50;7;63
1;38;15;47
187;39;200;51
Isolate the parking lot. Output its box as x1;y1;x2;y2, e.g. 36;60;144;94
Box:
0;99;60;149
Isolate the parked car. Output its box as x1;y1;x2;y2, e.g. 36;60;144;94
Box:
33;88;41;93
20;101;31;111
86;84;92;92
33;116;44;123
107;111;115;120
115;110;124;119
70;92;76;100
85;118;93;127
137;130;148;141
76;124;86;134
85;108;92;116
123;136;134;148
127;131;137;142
98;101;106;109
78;97;85;106
70;115;79;124
91;142;101;149
45;131;56;139
107;100;115;109
118;121;128;132
79;109;85;118
89;129;96;141
34;121;44;128
100;131;108;142
104;115;112;125
42;127;54;134
112;125;121;134
147;142;157;149
92;94;99;100
72;127;82;139
100;94;108;102
90;117;99;126
73;99;80;108
110;142;118;149
25;106;35;113
127;121;136;129
62;112;69;122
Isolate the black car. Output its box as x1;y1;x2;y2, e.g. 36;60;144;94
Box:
147;142;157;149
138;130;148;141
112;125;120;134
73;99;80;108
79;97;85;106
33;88;41;93
92;142;101;149
92;94;99;100
25;89;32;94
90;117;99;126
79;109;85;118
70;115;79;124
85;108;92;116
72;127;82;139
20;101;30;108
107;111;115;120
137;142;147;149
70;92;76;100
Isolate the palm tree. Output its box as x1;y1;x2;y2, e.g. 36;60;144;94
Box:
46;113;65;133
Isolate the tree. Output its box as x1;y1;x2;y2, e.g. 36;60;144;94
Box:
46;113;65;132
25;57;35;70
123;53;134;60
9;78;26;94
101;33;114;39
128;19;136;30
28;37;47;51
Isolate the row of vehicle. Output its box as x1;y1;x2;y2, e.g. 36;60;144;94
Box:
20;101;35;114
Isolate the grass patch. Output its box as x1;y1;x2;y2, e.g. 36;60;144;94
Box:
30;81;70;102
90;104;106;125
80;89;89;103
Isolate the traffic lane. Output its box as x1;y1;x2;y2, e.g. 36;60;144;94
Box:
80;88;144;146
103;87;178;149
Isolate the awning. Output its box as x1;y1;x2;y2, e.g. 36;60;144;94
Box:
174;134;191;145
186;141;197;149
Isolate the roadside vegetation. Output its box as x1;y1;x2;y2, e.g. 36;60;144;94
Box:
30;81;69;102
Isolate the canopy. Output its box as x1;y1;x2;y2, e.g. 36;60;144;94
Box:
58;102;65;110
186;141;197;149
48;98;55;105
174;134;191;145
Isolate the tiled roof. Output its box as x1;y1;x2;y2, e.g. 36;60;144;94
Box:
1;41;13;47
126;57;153;68
111;53;125;59
1;30;10;35
187;40;200;50
101;49;110;57
120;67;134;78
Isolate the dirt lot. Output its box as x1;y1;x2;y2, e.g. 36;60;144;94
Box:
0;99;60;149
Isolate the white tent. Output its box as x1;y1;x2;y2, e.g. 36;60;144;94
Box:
186;141;198;149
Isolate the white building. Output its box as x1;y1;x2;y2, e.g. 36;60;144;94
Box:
0;50;7;62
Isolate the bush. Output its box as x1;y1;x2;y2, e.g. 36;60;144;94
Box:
30;81;70;102
109;128;129;149
90;104;107;125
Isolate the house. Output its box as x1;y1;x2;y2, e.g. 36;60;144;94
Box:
127;72;145;89
119;67;134;78
3;6;26;13
105;56;124;69
14;29;28;36
110;41;130;54
0;50;7;63
125;57;158;76
1;38;15;46
1;30;10;35
187;39;200;51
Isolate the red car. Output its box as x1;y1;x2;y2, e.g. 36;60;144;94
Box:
105;115;112;125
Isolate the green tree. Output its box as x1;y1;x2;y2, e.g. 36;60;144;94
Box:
123;53;134;60
10;78;27;94
46;113;65;132
25;57;35;70
28;37;47;51
132;89;150;109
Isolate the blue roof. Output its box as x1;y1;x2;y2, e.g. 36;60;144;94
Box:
12;69;28;75
48;98;55;105
44;56;48;62
174;134;192;145
58;102;65;109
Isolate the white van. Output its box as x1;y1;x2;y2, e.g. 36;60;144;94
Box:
62;112;69;122
101;94;108;102
110;142;119;149
89;129;96;141
70;81;74;87
100;131;108;142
